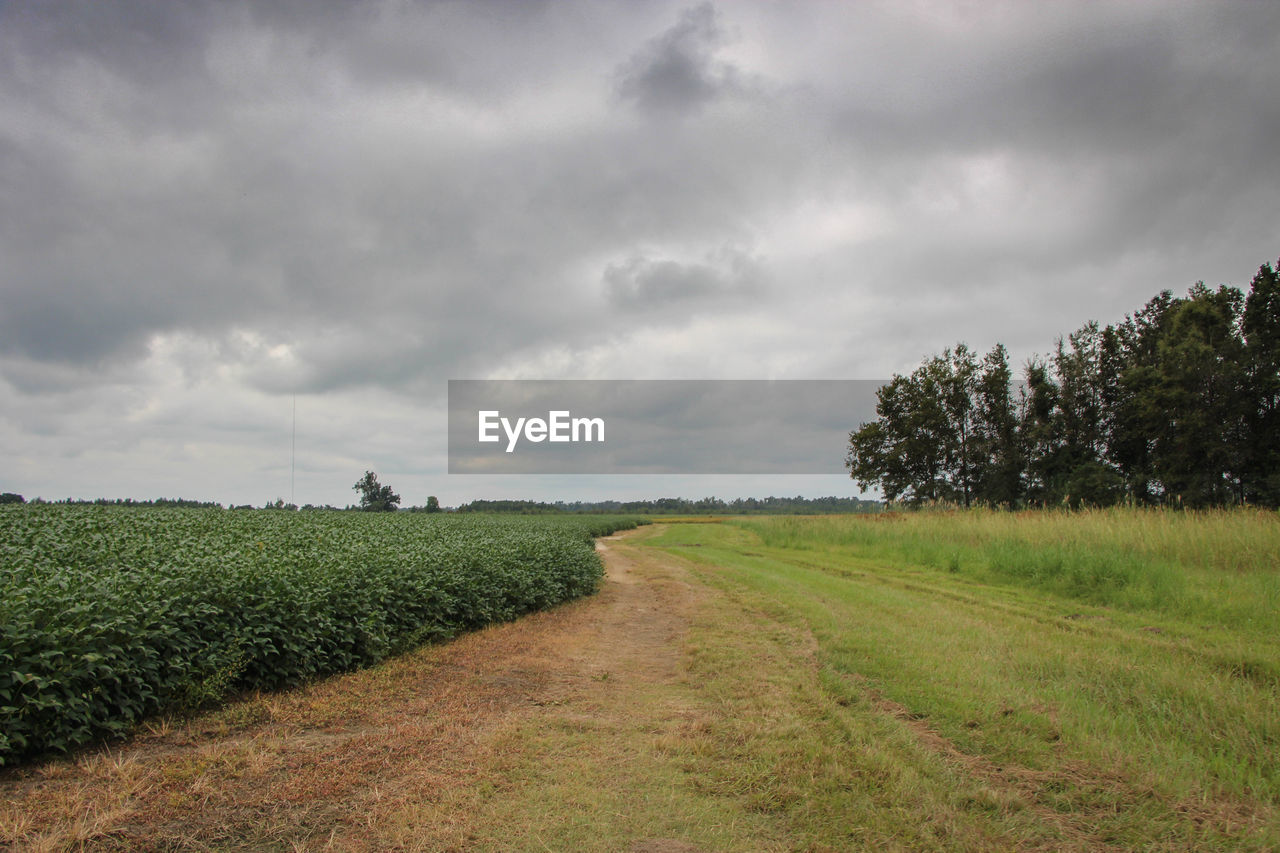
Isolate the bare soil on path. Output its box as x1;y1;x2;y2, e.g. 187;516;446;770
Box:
1;528;724;852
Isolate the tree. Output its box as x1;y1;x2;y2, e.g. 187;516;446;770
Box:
848;343;1010;507
1108;290;1177;503
1141;284;1248;506
352;471;401;512
1019;356;1060;505
847;255;1279;509
971;343;1024;506
425;495;441;513
1036;324;1125;507
935;344;982;506
0;492;24;505
848;373;947;505
1243;260;1280;504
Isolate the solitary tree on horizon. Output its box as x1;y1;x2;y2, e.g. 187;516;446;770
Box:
352;471;400;512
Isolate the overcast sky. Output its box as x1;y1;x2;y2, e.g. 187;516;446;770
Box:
2;1;1277;507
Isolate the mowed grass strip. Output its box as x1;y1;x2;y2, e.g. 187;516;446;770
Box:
647;515;1279;850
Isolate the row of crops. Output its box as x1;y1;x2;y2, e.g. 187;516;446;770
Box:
0;506;644;765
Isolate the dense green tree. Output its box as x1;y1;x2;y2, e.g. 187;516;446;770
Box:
352;471;401;512
1107;291;1177;502
1141;285;1248;505
849;344;1015;507
1044;322;1126;502
1019;357;1058;504
1243;261;1280;504
971;344;1024;506
848;373;949;504
848;255;1278;509
936;345;982;506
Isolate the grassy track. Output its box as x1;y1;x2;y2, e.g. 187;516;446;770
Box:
645;513;1279;849
2;513;1276;850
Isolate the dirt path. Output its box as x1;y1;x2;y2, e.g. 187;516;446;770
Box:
0;528;713;852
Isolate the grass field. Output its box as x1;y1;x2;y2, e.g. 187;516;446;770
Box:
2;509;1276;850
645;510;1280;849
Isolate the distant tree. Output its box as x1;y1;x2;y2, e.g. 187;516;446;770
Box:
0;492;24;504
425;495;441;513
457;498;560;514
352;471;401;512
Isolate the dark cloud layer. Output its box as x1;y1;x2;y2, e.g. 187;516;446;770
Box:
1;1;1277;504
604;246;764;310
615;2;757;117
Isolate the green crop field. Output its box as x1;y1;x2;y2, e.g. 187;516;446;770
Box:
0;505;642;765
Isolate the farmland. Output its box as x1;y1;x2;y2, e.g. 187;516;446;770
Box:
2;508;1278;850
648;510;1280;849
0;506;642;765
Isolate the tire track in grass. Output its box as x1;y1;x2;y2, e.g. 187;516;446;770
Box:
665;529;1277;850
780;548;1269;684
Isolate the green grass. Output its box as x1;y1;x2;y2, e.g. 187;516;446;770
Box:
745;508;1280;634
645;512;1280;849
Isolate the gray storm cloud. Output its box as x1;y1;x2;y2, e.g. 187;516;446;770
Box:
1;1;1277;504
614;2;758;118
603;247;765;310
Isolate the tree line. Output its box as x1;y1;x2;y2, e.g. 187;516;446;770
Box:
847;259;1280;508
4;496;224;509
457;496;882;515
2;489;880;516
